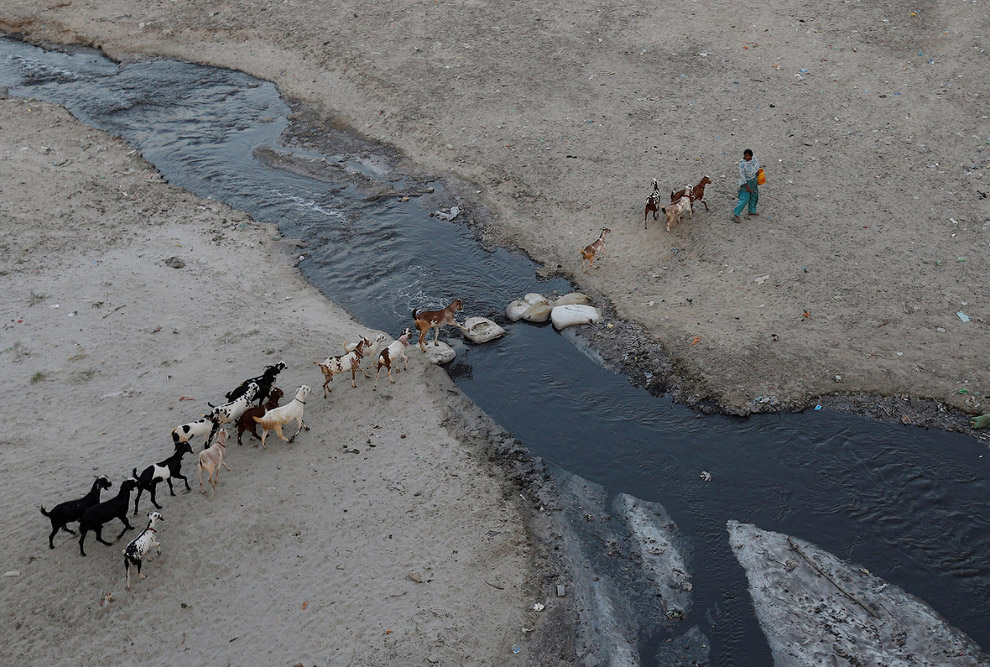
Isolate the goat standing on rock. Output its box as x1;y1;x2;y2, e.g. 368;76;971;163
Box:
123;512;164;590
40;475;112;549
132;441;194;515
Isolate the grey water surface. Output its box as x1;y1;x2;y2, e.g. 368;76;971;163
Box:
3;37;988;666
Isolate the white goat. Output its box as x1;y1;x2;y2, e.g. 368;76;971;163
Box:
253;385;310;449
198;429;231;495
123;511;164;590
374;331;412;389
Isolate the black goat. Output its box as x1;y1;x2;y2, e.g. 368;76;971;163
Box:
133;441;194;515
225;360;286;405
39;475;112;549
78;478;139;557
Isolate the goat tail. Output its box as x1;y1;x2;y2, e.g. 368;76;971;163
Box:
39;505;51;517
132;468;139;480
207;401;217;408
411;308;419;320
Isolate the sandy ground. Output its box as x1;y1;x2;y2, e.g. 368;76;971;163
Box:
1;0;989;664
0;98;547;665
1;0;988;418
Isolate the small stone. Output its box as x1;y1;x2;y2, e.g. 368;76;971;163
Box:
936;327;946;333
556;584;566;597
3;570;20;577
407;572;423;583
834;375;842;382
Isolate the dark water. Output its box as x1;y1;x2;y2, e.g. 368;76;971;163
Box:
3;37;988;665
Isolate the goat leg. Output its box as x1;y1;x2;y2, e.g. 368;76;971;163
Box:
150;490;163;510
79;531;88;557
166;477;176;496
94;527;113;547
174;472;191;491
133;489;143;516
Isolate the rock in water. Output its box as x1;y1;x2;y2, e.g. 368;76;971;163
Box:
550;304;601;330
461;317;506;344
521;302;552;323
523;292;549;305
421;340;455;365
727;520;989;666
505;299;530;322
552;292;592;307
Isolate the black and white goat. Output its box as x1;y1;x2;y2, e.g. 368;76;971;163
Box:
132;441;194;515
225;361;286;405
39;475;112;549
171;414;221;449
78;478;139;557
208;382;259;425
123;512;164;590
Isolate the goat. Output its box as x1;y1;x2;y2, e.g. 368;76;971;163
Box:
412;299;468;352
374;330;412;390
208;382;258;425
344;332;387;364
661;194;693;232
123;512;163;590
580;227;611;271
315;339;371;397
670;175;712;212
78;478;139;557
39;475;112;549
236;386;283;445
645;178;662;226
198;429;231;495
225;361;286;405
171;414;221;449
132;441;194;515
253;385;311;449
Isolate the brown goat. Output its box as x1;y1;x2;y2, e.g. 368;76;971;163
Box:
412;300;468;351
580;228;611;270
235;387;284;445
670;176;712;212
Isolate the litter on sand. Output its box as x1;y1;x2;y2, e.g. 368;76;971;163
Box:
957;311;970;322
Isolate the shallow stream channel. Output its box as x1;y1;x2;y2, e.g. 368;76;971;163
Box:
2;37;988;665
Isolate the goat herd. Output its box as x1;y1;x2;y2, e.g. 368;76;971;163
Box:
581;176;713;271
38;326;421;591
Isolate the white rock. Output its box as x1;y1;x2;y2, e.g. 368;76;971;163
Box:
551;305;602;330
505;299;530;322
462;317;506;344
523;292;550;305
521;302;553;323
420;340;456;365
552;292;592;307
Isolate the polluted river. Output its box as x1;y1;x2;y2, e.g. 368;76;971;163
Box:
2;37;988;665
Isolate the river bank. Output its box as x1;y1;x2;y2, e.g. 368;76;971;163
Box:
2;0;987;418
0;96;567;665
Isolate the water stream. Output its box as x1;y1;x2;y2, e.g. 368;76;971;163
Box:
2;38;988;665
